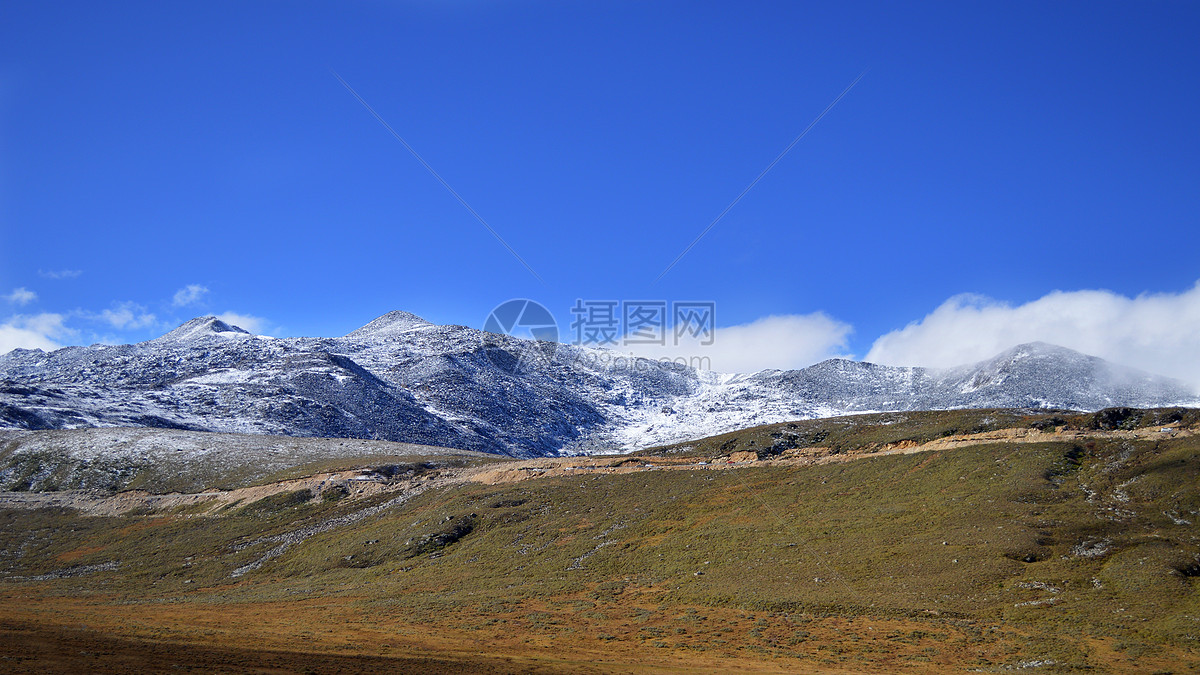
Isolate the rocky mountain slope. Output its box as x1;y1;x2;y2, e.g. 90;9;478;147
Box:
0;312;1195;457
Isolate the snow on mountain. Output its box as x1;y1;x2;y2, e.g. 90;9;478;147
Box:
153;316;254;343
1;313;1195;457
343;310;433;339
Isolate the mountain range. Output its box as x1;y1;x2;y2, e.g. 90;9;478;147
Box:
1;311;1195;457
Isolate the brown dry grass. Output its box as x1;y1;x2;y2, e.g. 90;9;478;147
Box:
0;587;1070;674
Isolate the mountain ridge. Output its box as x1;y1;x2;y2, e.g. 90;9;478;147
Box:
0;312;1195;457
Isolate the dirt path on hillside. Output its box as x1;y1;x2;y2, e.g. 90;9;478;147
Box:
0;423;1194;517
469;423;1198;483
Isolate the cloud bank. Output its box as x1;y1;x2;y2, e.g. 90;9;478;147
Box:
99;302;157;330
172;284;209;307
624;312;853;373
37;269;82;280
4;288;36;306
0;314;73;354
217;312;269;335
866;282;1200;387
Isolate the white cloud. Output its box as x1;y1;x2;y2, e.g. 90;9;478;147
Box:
4;287;36;305
37;269;82;280
866;282;1200;387
623;313;853;373
0;313;73;354
172;284;209;307
216;312;268;335
99;302;157;330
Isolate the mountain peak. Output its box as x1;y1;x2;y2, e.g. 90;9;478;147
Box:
344;311;433;339
1003;341;1077;356
154;316;253;343
984;342;1100;367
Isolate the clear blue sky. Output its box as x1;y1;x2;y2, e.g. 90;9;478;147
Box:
2;1;1198;370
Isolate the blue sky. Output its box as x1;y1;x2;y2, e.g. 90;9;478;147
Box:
2;1;1199;379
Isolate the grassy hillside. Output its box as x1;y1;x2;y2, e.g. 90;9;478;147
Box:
637;406;1200;459
0;408;1198;672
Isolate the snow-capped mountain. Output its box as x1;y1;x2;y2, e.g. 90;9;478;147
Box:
0;313;1195;457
